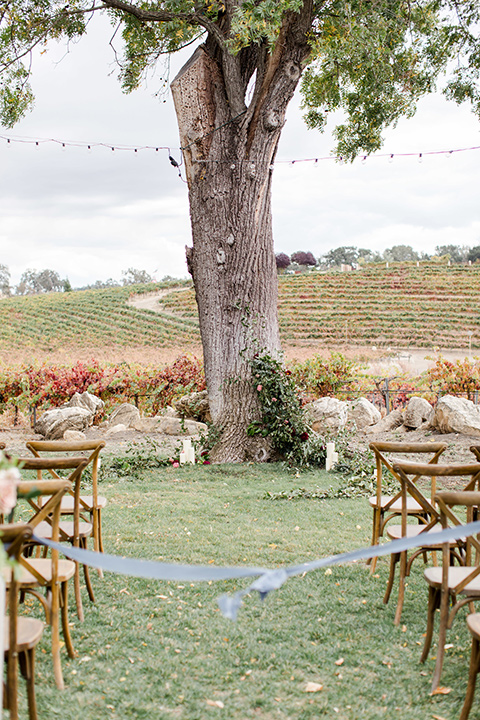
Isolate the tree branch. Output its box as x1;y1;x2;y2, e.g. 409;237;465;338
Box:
100;0;227;49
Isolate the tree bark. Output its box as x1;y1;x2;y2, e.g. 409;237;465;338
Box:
171;9;311;461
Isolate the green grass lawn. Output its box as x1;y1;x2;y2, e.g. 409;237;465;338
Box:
15;461;475;719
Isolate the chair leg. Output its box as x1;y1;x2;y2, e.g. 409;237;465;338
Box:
460;636;480;720
368;508;380;571
383;552;398;605
394;551;407;626
73;560;84;622
81;538;95;603
19;648;39;720
421;586;439;663
431;586;451;692
61;581;75;660
92;509;104;578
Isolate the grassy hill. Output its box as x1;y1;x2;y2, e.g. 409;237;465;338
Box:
1;263;479;361
158;262;480;349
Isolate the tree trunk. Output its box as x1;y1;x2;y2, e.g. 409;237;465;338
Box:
171;23;310;461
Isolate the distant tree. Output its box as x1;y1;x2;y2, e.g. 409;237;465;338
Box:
468;246;480;263
320;246;359;268
383;245;419;262
275;253;291;270
434;245;469;263
291;251;316;267
357;248;383;263
16;268;64;295
63;278;73;292
121;268;154;285
0;264;11;296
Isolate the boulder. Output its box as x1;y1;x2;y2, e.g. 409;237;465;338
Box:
63;429;87;441
66;392;104;418
34;407;93;440
106;423;128;436
347;398;381;429
305;397;348;434
367;408;405;435
403;396;433;429
430;395;480;437
132;416;207;435
109;403;141;428
175;391;211;423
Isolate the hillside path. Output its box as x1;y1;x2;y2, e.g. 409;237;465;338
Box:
127;287;190;313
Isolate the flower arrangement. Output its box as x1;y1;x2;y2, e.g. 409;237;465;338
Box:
0;452;21;521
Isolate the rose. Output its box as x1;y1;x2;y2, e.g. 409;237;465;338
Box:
0;466;21;515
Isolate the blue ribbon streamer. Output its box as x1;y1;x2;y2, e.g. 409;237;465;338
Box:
33;519;480;621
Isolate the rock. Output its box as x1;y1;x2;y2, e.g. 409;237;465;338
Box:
305;397;348;434
430;395;480;437
106;423;128;436
367;408;405;434
163;406;179;418
347;398;381;429
66;392;104;418
34;407;93;440
63;429;87;441
109;403;141;428
403;396;433;429
175;391;211;423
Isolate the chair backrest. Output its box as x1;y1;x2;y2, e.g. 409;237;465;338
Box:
393;463;480;544
15;459;88;543
434;490;480;592
369;442;447;510
26;440;105;506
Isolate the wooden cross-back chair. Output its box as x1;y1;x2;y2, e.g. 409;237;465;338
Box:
4;476;75;690
26;439;107;562
384;462;480;626
367;442;447;573
17;455;93;623
459;612;480;720
422;489;480;693
1;524;44;720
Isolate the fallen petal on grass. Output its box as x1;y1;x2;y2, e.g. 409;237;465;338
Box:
430;687;452;696
206;699;225;708
304;682;323;693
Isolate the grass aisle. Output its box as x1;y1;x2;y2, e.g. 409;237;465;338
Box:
19;462;472;719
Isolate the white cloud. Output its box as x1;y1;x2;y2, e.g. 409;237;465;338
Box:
2;14;480;287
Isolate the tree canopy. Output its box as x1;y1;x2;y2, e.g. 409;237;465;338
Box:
2;1;480;160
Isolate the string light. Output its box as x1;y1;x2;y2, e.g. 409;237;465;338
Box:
2;133;480;170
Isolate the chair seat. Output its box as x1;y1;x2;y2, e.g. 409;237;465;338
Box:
386;524;445;542
40;495;107;512
369;495;423;512
3;558;76;585
467;612;480;638
35;519;93;540
3;616;44;653
424;566;480;595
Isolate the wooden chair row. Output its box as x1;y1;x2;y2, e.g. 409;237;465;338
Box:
366;442;480;715
0;440;107;715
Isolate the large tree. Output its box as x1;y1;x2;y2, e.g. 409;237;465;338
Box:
2;0;480;460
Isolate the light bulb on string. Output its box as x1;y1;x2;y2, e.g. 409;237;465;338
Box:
361;155;367;165
87;145;91;152
418;152;423;163
61;143;66;152
389;154;394;164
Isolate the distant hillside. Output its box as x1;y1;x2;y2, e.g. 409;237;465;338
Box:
1;263;479;360
158;262;480;349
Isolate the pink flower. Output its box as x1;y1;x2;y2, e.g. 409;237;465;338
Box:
172;461;180;468
257;384;262;392
0;466;21;515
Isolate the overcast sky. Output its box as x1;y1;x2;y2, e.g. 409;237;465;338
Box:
1;14;480;288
